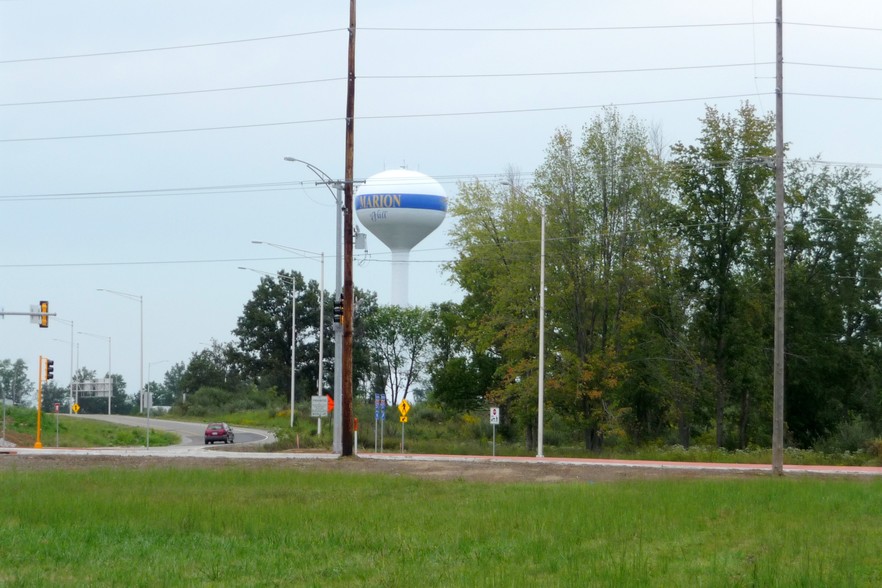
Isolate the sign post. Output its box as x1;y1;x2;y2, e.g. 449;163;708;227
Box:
490;407;500;456
398;399;411;453
374;393;387;453
55;403;60;447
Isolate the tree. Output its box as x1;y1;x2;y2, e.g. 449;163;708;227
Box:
447;176;542;446
534;108;667;450
0;359;32;405
40;381;68;413
181;342;242;398
426;302;499;412
363;305;434;406
782;160;882;446
234;270;380;404
163;362;186;404
671;102;776;447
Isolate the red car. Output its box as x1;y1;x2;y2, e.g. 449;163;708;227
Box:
204;422;235;445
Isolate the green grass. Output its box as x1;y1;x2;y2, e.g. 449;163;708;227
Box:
1;407;178;448
0;466;880;586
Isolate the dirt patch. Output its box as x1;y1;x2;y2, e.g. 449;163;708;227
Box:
0;453;766;483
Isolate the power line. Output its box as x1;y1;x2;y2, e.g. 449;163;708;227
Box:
12;88;870;146
790;92;882;102
3;20;876;67
1;158;878;204
786;21;882;33
0;29;345;64
2;63;773;108
1;78;346;108
0;255;300;269
0;93;771;143
361;22;772;32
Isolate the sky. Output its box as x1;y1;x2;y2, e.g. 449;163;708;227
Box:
2;1;880;402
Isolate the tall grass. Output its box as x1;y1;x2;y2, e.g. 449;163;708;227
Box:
1;466;880;586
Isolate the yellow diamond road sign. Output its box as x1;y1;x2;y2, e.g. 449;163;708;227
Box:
398;399;411;416
72;403;80;414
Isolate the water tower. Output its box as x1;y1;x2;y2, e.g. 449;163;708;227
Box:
356;169;448;306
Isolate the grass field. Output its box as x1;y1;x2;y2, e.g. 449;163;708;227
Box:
1;407;178;448
1;465;880;587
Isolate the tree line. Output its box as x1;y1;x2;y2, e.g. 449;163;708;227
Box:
4;102;879;454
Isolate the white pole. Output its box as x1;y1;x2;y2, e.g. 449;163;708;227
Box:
772;0;785;475
537;203;546;458
69;322;74;414
139;296;144;417
317;254;325;436
291;283;297;429
333;184;343;454
107;337;112;415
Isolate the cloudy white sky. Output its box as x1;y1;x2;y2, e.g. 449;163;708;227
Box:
1;1;880;400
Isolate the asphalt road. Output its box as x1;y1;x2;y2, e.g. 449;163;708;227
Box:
72;414;277;448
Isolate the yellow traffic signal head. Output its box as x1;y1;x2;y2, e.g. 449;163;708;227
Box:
39;300;49;328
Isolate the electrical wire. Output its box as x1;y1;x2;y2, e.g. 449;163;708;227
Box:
1;63;775;108
0;93;771;143
0;29;346;64
360;23;772;32
1;158;879;204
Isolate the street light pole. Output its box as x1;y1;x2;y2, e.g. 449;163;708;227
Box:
283;157;345;454
55;318;75;414
537;203;546;458
97;289;143;430
772;0;785;475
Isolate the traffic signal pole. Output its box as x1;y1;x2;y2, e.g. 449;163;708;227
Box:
35;357;44;448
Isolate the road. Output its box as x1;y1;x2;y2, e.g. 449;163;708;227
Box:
75;414;274;447
3;415;881;478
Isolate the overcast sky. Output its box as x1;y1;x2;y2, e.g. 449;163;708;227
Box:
2;1;880;401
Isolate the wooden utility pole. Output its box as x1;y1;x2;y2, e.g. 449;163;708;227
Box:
772;0;785;475
342;0;357;456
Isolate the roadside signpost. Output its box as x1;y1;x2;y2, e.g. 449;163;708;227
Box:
490;407;500;456
398;399;411;453
374;394;386;453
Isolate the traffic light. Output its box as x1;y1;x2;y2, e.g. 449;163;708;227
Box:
45;358;54;381
333;296;344;324
39;300;49;328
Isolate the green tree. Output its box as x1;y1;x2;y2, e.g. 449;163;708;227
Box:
0;359;32;405
40;381;68;413
426;302;499;412
671;102;775;447
109;374;133;414
363;305;434;406
181;342;242;398
447;176;542;446
783;160;882;445
163;362;186;404
534;108;667;450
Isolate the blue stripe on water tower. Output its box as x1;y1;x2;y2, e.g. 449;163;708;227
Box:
355;193;448;212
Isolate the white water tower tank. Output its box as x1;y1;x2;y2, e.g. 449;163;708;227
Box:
356;169;448;306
